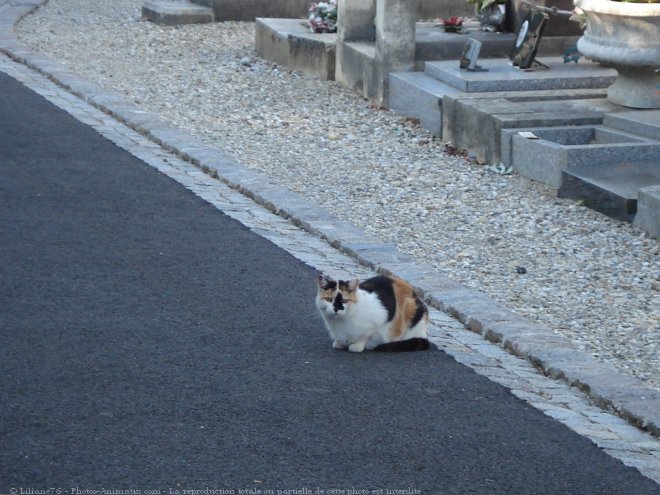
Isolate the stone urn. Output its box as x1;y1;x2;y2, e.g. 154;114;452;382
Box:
574;0;660;108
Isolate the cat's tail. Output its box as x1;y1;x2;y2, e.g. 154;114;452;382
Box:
374;338;432;352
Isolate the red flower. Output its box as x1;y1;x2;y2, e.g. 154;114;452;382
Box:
443;16;464;27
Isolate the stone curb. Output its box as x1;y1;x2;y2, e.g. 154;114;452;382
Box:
2;0;658;437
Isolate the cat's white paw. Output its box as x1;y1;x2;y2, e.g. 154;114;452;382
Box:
333;340;347;350
348;342;365;353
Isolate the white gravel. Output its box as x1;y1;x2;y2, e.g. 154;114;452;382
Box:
16;0;659;388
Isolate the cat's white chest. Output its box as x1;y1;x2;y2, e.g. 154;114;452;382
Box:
317;290;390;350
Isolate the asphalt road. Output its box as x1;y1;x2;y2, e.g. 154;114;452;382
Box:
1;70;658;495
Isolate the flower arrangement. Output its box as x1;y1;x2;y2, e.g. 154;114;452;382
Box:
308;1;338;33
439;16;466;33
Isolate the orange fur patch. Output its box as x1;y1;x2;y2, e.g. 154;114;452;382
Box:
390;278;422;340
339;287;358;304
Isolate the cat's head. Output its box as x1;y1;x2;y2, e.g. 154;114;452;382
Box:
316;274;359;316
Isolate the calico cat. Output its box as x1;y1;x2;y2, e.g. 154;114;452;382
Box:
316;274;430;352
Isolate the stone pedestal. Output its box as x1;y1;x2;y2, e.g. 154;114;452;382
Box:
337;0;375;42
373;0;418;104
375;0;417;70
335;0;375;94
607;67;660;110
336;0;418;106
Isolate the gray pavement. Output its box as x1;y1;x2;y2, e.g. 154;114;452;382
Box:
1;0;660;489
3;46;660;495
6;0;658;439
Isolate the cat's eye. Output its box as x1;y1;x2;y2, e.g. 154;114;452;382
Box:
323;297;333;302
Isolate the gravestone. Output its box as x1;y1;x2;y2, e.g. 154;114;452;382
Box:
504;0;582;37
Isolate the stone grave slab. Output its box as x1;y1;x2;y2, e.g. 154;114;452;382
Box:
604;110;660;141
425;57;617;93
142;1;214;25
558;161;660;223
444;98;610;164
507;126;659;188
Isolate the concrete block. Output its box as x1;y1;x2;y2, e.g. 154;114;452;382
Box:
337;0;376;42
256;18;336;80
363;56;384;104
442;96;507;162
368;0;419;107
376;0;417;68
288;32;336;81
142;1;214;26
255;18;291;68
634;185;660;238
389;72;459;136
335;41;376;97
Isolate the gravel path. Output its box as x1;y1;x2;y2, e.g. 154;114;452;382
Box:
16;0;659;388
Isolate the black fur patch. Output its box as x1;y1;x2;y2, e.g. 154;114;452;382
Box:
358;276;396;321
410;296;427;328
333;292;344;312
374;338;432;352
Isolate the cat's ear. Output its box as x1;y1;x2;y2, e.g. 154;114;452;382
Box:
317;274;334;288
348;278;360;291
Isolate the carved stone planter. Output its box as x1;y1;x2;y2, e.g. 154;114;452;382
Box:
575;0;660;109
